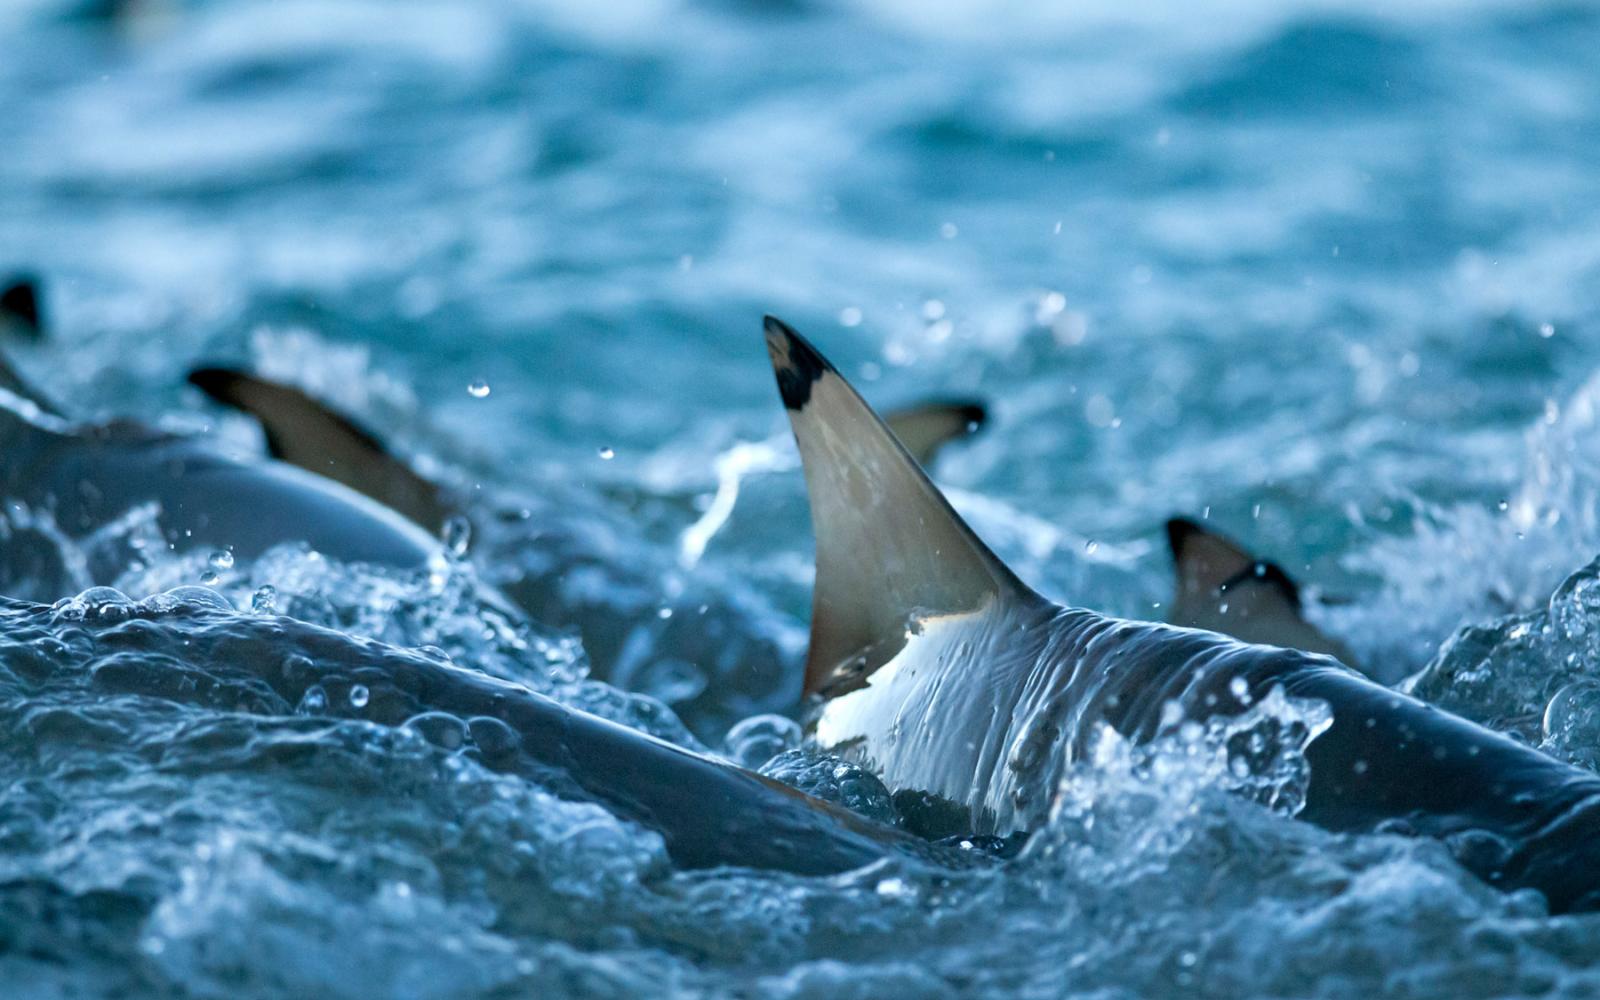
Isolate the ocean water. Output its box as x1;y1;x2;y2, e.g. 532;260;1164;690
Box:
4;0;1600;996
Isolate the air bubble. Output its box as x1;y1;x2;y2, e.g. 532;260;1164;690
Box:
297;685;328;715
348;684;370;709
598;446;616;460
467;380;491;398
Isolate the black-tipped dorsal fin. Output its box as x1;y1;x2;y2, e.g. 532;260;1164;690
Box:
0;277;43;341
883;399;987;466
187;367;452;532
764;316;1042;697
1166;517;1259;606
1165;516;1359;665
1167;516;1303;630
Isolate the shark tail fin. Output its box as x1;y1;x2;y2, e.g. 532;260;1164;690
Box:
763;316;1043;698
1;277;43;341
187;367;450;532
883;399;987;466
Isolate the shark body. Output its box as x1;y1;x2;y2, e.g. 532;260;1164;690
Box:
765;315;1600;913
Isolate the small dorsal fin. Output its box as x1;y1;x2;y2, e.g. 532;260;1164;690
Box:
0;277;43;341
187;367;452;532
883;399;987;466
764;316;1043;697
1165;516;1359;665
1166;517;1260;605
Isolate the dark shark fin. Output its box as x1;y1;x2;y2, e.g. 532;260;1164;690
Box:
187;367;451;532
0;277;43;341
883;399;987;466
1165;516;1356;665
1166;517;1261;607
764;316;1044;697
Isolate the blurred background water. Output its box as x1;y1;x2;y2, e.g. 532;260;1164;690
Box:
4;0;1600;996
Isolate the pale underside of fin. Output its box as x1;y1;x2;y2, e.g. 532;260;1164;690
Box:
764;316;1042;697
882;400;987;467
1165;516;1357;665
187;368;453;533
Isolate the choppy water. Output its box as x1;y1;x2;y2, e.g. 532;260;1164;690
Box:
4;0;1600;996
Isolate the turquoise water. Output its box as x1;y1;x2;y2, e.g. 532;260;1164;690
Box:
5;0;1600;996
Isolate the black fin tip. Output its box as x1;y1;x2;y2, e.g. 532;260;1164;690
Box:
764;315;833;411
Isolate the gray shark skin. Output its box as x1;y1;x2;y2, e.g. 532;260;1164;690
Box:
0;386;440;580
765;314;1600;913
0;592;940;876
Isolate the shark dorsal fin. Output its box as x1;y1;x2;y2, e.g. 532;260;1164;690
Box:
1166;516;1303;626
187;367;451;532
0;278;43;341
1166;517;1260;605
764;316;1042;697
883;399;987;466
1164;516;1359;665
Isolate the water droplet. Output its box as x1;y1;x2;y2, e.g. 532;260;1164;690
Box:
939;222;959;239
598;446;616;460
251;585;277;614
838;306;863;327
1229;676;1252;704
656;607;673;619
404;711;468;750
723;714;802;770
1159;701;1184;730
1539;322;1556;338
208;549;234;571
467;380;491;398
199;570;220;586
297;685;328;715
441;515;472;558
876;877;911;898
1084;540;1099;555
348;684;370;709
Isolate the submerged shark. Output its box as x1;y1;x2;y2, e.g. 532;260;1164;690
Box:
3;590;940;876
764;314;1600;913
0;343;945;878
0;326;987;877
181;364;987;731
0;381;439;584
